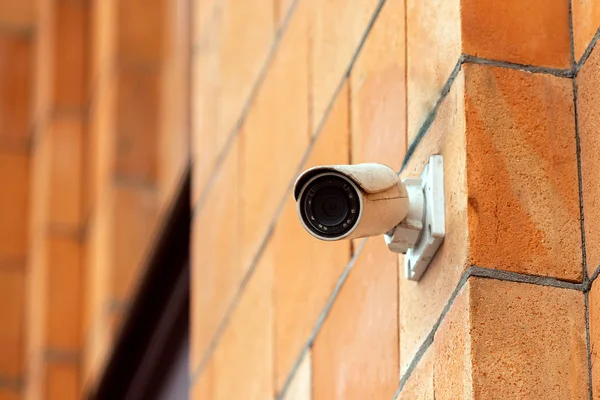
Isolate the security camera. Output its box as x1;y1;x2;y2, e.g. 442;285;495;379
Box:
293;155;446;281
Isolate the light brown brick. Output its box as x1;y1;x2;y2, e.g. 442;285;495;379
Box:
0;151;30;261
406;0;461;141
462;0;571;68
115;66;160;184
464;63;581;281
210;243;273;400
396;347;433;400
191;139;240;370
350;0;405;170
0;267;25;378
191;360;213;400
283;351;311;400
54;0;88;109
217;0;274;151
432;283;472;399
275;0;294;26
240;5;309;270
112;184;159;302
399;71;468;374
313;237;398;400
46;236;82;350
572;0;600;61
47;117;83;229
310;0;380;131
46;362;79;400
469;278;587;399
577;44;600;273
117;0;165;63
273;82;349;391
0;35;32;143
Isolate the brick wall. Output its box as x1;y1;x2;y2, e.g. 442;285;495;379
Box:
190;0;600;399
3;0;600;399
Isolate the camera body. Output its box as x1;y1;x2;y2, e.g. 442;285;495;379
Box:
293;156;446;281
293;163;410;241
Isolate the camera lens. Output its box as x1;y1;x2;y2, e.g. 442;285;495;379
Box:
299;173;361;239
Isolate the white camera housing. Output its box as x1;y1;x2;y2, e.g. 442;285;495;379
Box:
293;155;445;281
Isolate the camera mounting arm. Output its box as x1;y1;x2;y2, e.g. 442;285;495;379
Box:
384;155;445;281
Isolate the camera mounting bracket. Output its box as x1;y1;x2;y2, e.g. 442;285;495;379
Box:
384;155;445;281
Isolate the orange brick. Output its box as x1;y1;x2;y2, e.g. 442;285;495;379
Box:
112;184;159;301
240;6;309;270
91;0;116;84
45;362;79;400
399;71;467;374
464;64;581;281
310;0;380;131
0;151;30;261
0;0;34;28
469;278;587;398
191;139;240;370
350;0;406;170
46;236;82;350
312;237;398;400
572;0;600;61
0;267;25;378
432;283;472;399
54;0;88;109
406;0;461;141
117;0;165;63
273;82;349;391
0;35;32;143
115;66;159;183
462;0;571;68
217;0;274;151
0;389;19;400
210;244;273;400
590;278;600;396
577;44;600;273
396;348;433;400
283;352;311;400
47;117;84;229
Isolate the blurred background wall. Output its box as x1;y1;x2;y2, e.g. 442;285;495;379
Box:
3;0;600;399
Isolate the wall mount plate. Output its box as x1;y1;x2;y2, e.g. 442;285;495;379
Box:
384;155;445;281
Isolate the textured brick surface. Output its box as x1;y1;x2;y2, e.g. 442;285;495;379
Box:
273;82;349;391
310;0;379;131
47;117;84;229
46;236;81;350
0;35;32;144
406;0;461;141
283;352;312;400
462;0;571;68
210;244;273;400
350;0;405;170
191;139;240;370
117;0;164;63
240;4;309;270
46;362;79;400
399;71;468;374
589;278;600;396
570;0;600;62
396;347;433;400
313;237;398;400
469;278;587;399
0;267;25;378
578;44;600;273
0;151;30;261
0;0;33;28
433;284;472;399
465;64;581;281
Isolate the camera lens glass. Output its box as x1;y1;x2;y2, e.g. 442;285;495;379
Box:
300;173;360;238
